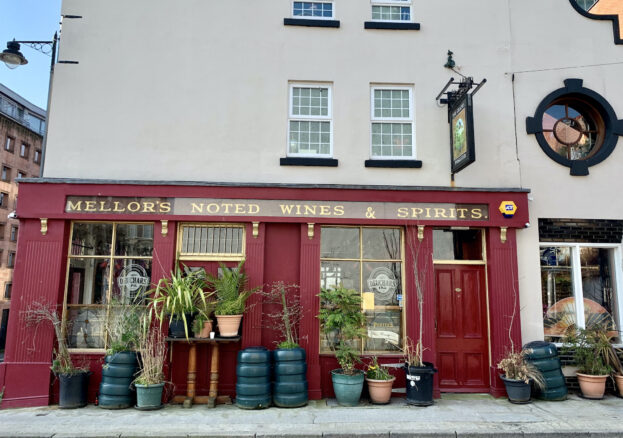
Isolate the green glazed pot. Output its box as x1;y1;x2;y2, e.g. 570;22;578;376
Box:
331;369;364;407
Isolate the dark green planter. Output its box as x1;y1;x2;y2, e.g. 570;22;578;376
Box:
331;369;364;407
99;351;138;409
135;383;164;409
236;346;271;409
500;375;531;404
273;347;308;408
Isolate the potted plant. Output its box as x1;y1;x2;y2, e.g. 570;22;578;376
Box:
147;265;207;339
99;302;142;409
497;349;545;403
192;291;216;338
134;317;167;410
208;260;256;337
24;302;91;409
261;282;308;407
318;285;367;407
562;325;613;399
365;356;395;404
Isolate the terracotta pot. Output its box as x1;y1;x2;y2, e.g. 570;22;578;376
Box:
365;376;395;404
195;320;213;338
216;314;242;337
576;373;608;399
614;374;623;397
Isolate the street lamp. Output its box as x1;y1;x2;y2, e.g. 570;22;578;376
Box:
0;33;58;177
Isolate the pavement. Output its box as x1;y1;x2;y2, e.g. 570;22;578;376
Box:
0;393;622;438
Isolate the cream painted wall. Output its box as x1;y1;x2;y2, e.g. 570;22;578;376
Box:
47;0;623;343
47;0;519;187
510;0;623;342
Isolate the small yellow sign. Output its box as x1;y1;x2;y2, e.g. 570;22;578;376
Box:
499;201;517;218
362;292;375;311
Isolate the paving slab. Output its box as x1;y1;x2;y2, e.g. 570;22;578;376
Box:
1;394;622;437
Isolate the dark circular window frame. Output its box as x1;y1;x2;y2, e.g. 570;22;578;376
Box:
568;0;622;45
526;79;623;176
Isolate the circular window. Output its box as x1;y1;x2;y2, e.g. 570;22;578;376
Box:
527;79;623;176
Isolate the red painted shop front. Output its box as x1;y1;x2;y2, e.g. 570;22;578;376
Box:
0;180;528;408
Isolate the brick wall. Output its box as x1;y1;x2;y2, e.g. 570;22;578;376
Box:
538;218;623;244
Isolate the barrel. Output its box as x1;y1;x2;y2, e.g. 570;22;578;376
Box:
98;351;138;409
236;346;271;409
273;348;308;408
523;341;568;401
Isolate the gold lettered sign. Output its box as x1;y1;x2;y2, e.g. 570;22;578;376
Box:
65;196;489;221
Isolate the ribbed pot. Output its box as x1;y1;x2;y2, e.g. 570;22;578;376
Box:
331;369;364;407
365;376;395;404
615;374;623;397
500;375;531;404
577;373;608;399
135;383;164;409
216;315;242;337
99;351;138;409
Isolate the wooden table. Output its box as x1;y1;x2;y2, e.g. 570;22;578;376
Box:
166;336;241;408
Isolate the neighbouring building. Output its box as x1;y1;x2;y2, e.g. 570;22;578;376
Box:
0;0;621;408
0;84;44;357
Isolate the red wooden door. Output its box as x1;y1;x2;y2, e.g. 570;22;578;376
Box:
435;265;489;392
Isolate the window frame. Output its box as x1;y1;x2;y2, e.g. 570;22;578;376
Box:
0;192;8;209
34;149;41;164
10;225;18;242
177;223;246;262
19;143;29;159
540;241;623;344
291;1;335;20
370;0;414;22
287;83;334;158
319;225;406;355
370;85;416;160
4;136;14;153
62;221;155;352
4;282;11;300
7;251;15;268
1;166;10;182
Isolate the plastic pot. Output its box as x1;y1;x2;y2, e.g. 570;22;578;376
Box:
366;376;395;404
500;375;531;404
135;382;164;409
404;362;437;407
59;371;91;409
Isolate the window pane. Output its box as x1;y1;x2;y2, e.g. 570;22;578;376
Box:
67;258;111;305
112;258;152;304
71;223;113;256
433;229;483;260
292;87;328;117
371;123;412;157
67;307;106;348
114;223;154;257
362;228;401;260
320;261;360;291
580;248;618;336
321;227;360;259
365;309;402;352
541;247;575;342
363;261;402;305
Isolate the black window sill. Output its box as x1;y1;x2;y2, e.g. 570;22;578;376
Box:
280;157;338;167
284;18;340;28
365;160;422;168
364;21;420;30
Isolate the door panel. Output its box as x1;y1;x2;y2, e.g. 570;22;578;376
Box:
435;265;489;392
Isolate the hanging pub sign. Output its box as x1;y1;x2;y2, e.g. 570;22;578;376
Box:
436;74;486;174
450;94;476;173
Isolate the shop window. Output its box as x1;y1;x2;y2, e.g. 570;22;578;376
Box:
64;222;154;349
370;86;415;159
433;229;484;261
4;136;14;152
320;226;404;354
7;251;15;268
1;166;10;182
526;79;623;176
541;244;620;343
292;2;334;18
19;143;29;159
4;282;11;300
288;84;332;157
10;225;17;242
371;0;412;21
178;223;245;261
